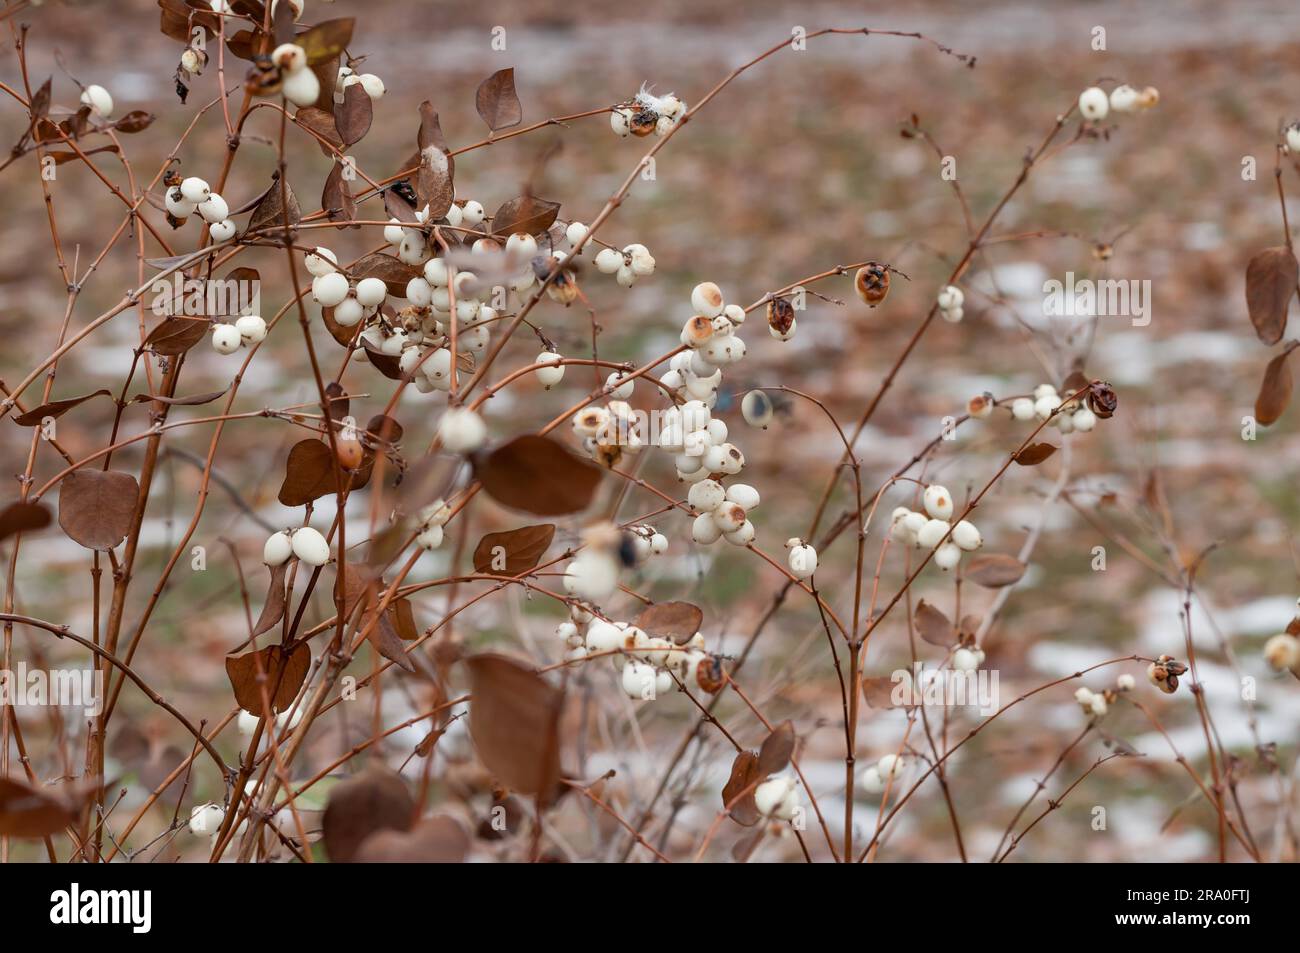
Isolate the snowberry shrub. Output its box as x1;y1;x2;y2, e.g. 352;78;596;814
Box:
0;2;1285;866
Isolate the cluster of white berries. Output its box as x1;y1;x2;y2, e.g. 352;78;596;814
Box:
888;484;982;572
166;175;238;243
593;242;656;288
1077;83;1160;122
627;523;671;562
1009;383;1098;434
687;480;759;547
414;498;452;551
1073;686;1110;718
335;65;386;102
936;284;965;324
951;643;986;672
263;525;331;567
79;84;113;119
859;753;907;795
211;314;267;355
271;41;320;108
754;775;802;822
610;86;686;139
559;607;717;701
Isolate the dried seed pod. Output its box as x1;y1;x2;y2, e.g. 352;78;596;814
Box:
628;108;658;137
854;262;890;307
695;654;725;693
1087;381;1118;419
968;392;995;419
766;297;795;336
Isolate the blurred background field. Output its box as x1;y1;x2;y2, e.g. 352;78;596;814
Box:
2;0;1299;861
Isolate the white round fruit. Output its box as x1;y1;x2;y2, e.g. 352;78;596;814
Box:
291;526;330;566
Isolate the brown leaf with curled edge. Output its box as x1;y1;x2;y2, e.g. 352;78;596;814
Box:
474;435;602;516
722;750;762;826
363;345;406;381
338;568;416;670
1245;246;1297;345
296;16;354;66
277;439;370;506
1014;442;1058;466
158;0;219;44
245;173;301;237
965;553;1027;588
472;524;555;576
633;601;704;645
861;675;903;709
113;110;155;134
416;102;454;220
322;159;357;225
13;389;112;426
475;68;523;132
320;306;362;347
251;562;289;638
322;767;415;863
915;599;956;647
0;502;51;544
324;381;349;425
47;145;120;165
58;469;138;551
352;815;470;863
144;316;209;355
334;81;372;146
491;194;560;238
384;184;420;224
352;252;420;298
294;105;343;157
756;721;796;776
224;642;310;714
0;777;80;838
465;654;563;798
1255;348;1294;426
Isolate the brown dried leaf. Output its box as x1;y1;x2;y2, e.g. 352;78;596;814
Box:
0;777;79;838
322;159;357;225
334;81;372;146
130;387;228;407
1245;246;1297;345
294;105;343;157
251;562;289;637
633;601;704;645
296;17;354;66
861;675;902;709
491;194;560;238
58;469;138;550
1014;442;1058;466
471;523;555;576
756;721;796;776
721;750;761;826
352;815;470;863
1255;348;1294;426
915;599;956;647
475;68;523;132
322;767;415;863
465;654;563;798
245;173;301;236
223;642;310;714
277;439;369;506
144;316;209;355
0;502;51;544
474;435;602;516
13;389;111;426
965;553;1027;588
